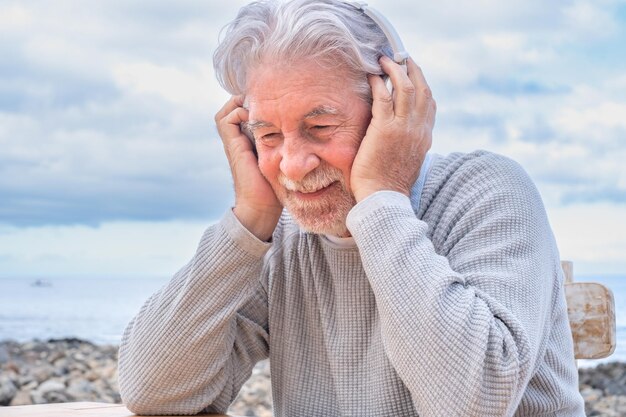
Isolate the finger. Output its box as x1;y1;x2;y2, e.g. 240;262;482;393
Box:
221;106;250;144
380;55;415;119
223;105;249;126
406;58;434;116
215;95;245;123
427;98;437;129
368;74;393;119
219;106;253;156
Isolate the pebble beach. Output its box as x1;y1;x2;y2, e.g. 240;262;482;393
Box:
0;339;623;416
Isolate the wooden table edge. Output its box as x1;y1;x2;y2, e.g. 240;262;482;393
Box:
1;402;236;417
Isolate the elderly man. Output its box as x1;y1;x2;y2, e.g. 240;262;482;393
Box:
118;1;585;416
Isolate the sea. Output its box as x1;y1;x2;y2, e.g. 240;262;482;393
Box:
0;274;624;368
0;276;172;346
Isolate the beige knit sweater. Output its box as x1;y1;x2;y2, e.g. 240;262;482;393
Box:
118;151;585;416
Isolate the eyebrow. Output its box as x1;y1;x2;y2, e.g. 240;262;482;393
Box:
303;105;339;119
246;105;340;133
245;120;274;133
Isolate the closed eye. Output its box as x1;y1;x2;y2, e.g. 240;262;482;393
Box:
256;132;282;146
261;133;280;139
306;125;336;140
309;125;335;136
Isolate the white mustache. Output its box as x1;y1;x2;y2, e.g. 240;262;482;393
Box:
278;167;343;193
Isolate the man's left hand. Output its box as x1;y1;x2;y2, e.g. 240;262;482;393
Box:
350;56;436;202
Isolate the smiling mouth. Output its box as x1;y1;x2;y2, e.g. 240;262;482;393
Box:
293;181;338;199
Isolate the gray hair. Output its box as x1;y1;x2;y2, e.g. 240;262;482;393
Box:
213;0;393;102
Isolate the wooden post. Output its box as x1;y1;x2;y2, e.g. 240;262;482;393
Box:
561;260;574;284
561;260;616;360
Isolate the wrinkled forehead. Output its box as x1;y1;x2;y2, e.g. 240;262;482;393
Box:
246;59;354;96
244;61;358;122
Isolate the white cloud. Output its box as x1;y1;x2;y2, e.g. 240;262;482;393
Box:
607;74;626;90
562;1;620;40
0;4;32;30
0;0;625;275
113;61;222;109
548;203;626;275
556;100;626;133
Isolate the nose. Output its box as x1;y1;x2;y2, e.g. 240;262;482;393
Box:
279;136;321;182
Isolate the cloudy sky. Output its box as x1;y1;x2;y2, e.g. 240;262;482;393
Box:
0;0;625;279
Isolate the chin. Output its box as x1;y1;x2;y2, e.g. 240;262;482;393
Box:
295;216;350;237
283;196;354;237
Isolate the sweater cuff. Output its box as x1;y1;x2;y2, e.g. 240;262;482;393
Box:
220;208;273;259
346;191;414;233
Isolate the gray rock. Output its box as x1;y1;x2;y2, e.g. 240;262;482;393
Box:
36;379;66;395
0;345;10;364
0;374;18;406
23;381;38;391
53;357;70;369
43;390;73;403
47;350;65;363
228;360;272;417
12;339;626;416
605;380;626;396
588;395;626;417
3;361;20;374
581;386;604;403
9;388;33;406
31;364;55;383
66;378;97;401
69;361;89;373
86;359;100;370
84;370;99;381
30;391;45;405
21;342;38;352
3;369;19;383
100;364;117;379
31;379;70;405
18;374;35;386
53;365;70;377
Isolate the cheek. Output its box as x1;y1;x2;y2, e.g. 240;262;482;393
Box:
320;146;358;188
257;149;279;183
329;141;360;170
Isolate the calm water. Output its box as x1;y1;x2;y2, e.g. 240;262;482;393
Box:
0;274;624;367
0;276;171;345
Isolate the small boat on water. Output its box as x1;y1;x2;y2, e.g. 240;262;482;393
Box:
31;279;53;287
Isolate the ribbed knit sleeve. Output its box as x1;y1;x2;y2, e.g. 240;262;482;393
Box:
118;209;272;415
346;152;572;417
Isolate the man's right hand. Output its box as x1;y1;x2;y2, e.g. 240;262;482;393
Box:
215;95;282;241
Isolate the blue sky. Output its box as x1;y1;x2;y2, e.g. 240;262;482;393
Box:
0;0;625;278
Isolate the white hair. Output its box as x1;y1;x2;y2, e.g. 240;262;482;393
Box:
213;0;393;102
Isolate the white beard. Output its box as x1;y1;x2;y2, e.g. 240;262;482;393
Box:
276;165;356;237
